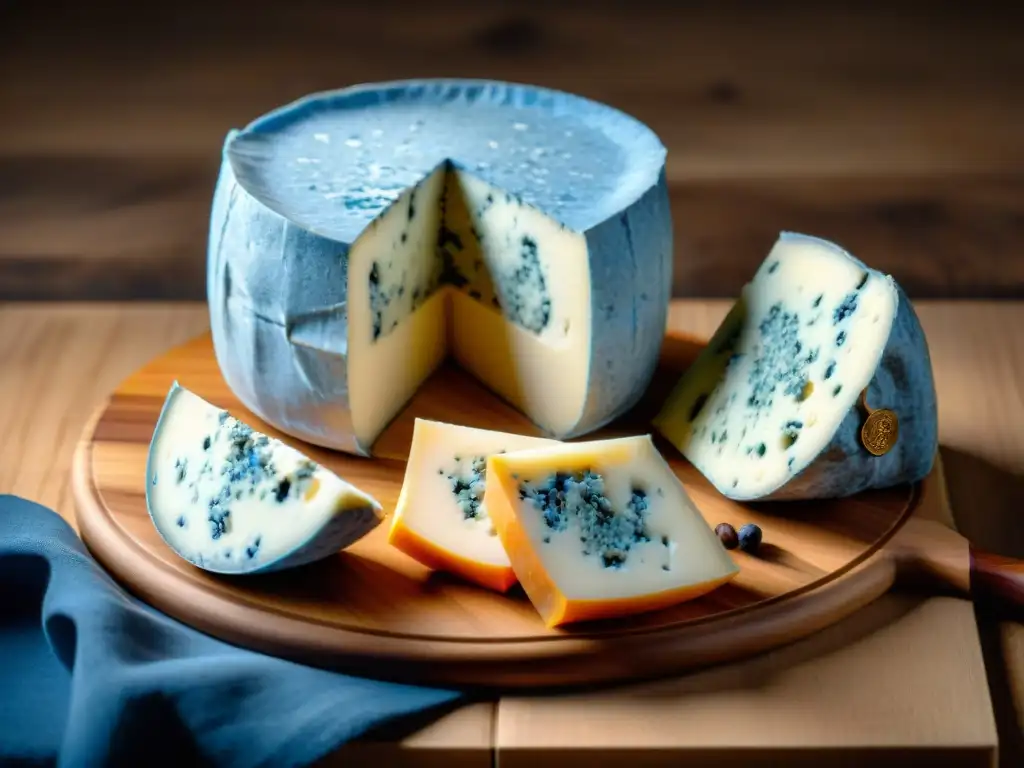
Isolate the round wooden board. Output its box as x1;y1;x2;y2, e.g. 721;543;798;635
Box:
73;331;924;690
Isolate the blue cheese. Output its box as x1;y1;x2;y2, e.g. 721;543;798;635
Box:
209;79;672;455
654;232;938;501
387;419;558;592
483;435;739;627
146;382;383;573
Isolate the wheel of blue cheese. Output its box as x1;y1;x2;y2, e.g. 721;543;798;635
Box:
653;232;939;501
208;79;672;455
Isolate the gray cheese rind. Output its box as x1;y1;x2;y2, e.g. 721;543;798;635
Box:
245;504;382;574
573;173;673;436
759;234;939;501
209;154;364;453
207;80;671;455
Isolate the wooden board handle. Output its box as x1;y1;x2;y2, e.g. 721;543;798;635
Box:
970;546;1024;618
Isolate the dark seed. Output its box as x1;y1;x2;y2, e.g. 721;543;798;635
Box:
738;523;763;554
715;523;739;550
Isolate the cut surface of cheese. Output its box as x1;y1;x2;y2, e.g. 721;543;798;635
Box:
209;79;672;456
653;232;939;501
388;419;558;592
146;382;383;574
483;435;739;627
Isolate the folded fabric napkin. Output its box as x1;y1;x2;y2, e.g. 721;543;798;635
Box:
0;495;466;768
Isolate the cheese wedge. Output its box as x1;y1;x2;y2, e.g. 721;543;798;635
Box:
653;232;938;501
483;435;739;627
146;382;383;574
388;419;558;591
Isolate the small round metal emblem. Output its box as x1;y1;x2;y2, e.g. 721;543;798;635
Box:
861;408;899;456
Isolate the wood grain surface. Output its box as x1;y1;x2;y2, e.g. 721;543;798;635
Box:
1;300;1018;764
2;0;1023;301
972;549;1024;618
73;328;933;689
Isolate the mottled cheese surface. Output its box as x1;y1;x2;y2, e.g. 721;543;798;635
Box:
654;232;938;501
388;419;558;592
146;383;383;574
227;80;665;238
483;435;739;627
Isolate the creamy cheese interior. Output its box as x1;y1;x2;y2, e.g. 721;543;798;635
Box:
346;163;592;449
497;436;737;602
655;236;898;499
347;166;449;446
147;384;382;573
392;419;558;570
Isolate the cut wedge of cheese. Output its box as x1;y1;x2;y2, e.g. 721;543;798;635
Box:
653;232;938;501
146;382;383;574
483;435;739;627
388;419;558;592
209;79;672;456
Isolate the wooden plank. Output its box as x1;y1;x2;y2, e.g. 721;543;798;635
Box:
495;596;996;768
913;302;1024;768
0;305;212;515
317;701;494;768
671;176;1024;299
3;157;1023;299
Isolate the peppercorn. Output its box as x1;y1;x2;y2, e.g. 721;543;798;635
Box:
738;523;763;554
715;523;739;550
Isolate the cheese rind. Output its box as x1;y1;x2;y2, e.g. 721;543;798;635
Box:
388;419;558;592
653;232;938;501
208;80;672;456
145;382;383;574
483;435;739;627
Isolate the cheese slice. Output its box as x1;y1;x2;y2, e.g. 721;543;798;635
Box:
209;79;672;456
483;435;739;627
653;232;938;501
388;419;558;592
146;382;383;574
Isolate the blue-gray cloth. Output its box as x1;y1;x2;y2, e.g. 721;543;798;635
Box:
0;495;466;767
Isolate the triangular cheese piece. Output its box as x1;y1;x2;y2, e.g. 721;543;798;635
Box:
484;435;738;627
146;383;383;573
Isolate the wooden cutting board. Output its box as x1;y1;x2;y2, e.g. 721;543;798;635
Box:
71;330;1023;690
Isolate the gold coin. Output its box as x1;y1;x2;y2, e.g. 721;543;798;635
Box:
861;408;899;456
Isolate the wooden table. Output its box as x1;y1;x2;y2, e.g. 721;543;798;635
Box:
1;301;1020;766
